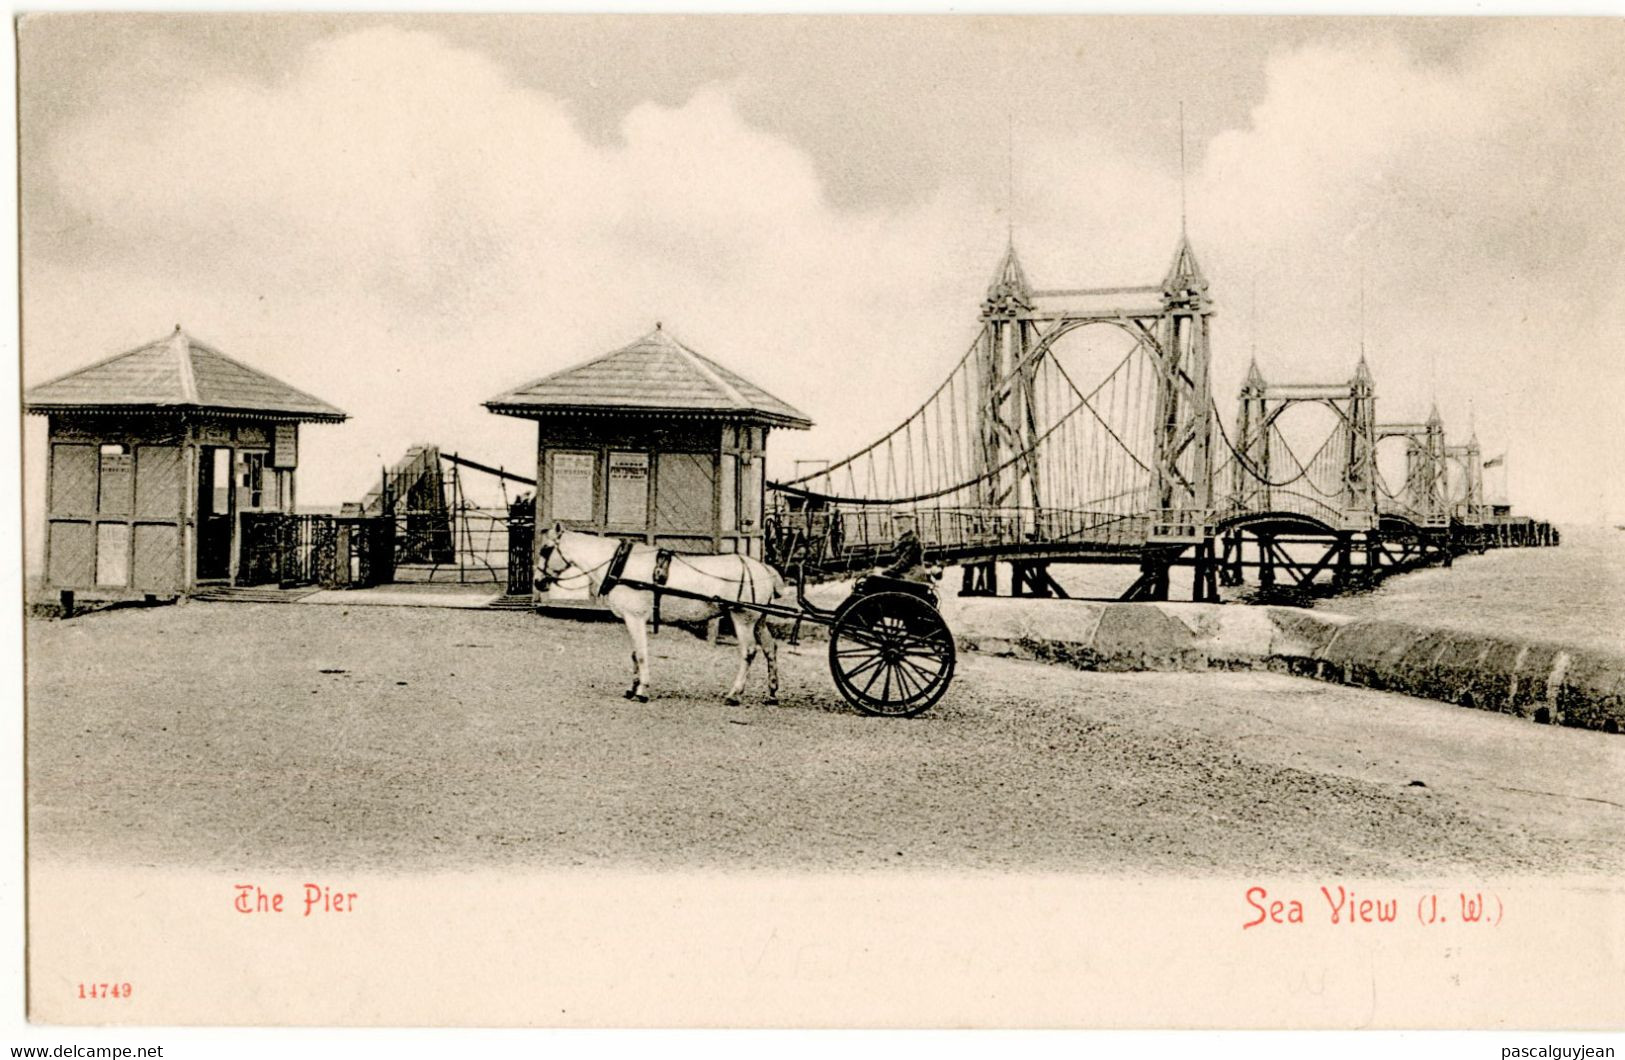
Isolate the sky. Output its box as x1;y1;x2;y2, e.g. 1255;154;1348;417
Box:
17;14;1625;525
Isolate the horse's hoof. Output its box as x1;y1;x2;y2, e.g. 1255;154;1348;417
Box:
724;696;741;707
764;697;779;707
622;689;636;700
632;693;650;703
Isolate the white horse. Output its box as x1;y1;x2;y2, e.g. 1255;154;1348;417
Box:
534;525;785;706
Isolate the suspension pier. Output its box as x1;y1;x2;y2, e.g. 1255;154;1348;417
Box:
764;236;1557;604
1119;538;1220;603
960;561;997;597
1218;530;1386;600
961;560;1071;598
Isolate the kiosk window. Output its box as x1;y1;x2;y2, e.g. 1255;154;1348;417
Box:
210;448;233;515
739;455;763;528
241;452;268;510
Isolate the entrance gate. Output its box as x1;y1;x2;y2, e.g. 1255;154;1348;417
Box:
506;497;534;596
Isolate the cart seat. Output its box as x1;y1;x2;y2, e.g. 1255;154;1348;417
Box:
852;574;938;603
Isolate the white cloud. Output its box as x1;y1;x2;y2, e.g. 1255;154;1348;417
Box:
1185;29;1625;522
24;21;1625;534
29;28;983;507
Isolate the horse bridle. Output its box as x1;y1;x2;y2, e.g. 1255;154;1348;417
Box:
534;536;610;592
533;539;570;592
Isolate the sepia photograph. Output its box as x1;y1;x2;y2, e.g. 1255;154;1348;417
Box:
10;9;1625;1037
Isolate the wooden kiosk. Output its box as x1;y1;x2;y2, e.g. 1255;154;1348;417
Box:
485;324;811;606
25;327;347;607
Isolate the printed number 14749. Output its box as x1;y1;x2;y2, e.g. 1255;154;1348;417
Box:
77;983;132;999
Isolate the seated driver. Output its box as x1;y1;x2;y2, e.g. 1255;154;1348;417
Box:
879;512;929;583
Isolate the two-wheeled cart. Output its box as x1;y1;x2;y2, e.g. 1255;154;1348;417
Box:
612;569;957;718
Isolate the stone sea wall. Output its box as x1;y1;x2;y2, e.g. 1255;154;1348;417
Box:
944;598;1625;734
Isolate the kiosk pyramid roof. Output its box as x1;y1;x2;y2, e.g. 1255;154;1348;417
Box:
486;325;812;429
24;327;346;421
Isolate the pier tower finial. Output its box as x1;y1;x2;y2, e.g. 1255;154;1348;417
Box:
1358;260;1367;362
984;240;1033;315
1250;276;1258;361
1006;111;1015;244
1178;101;1188;239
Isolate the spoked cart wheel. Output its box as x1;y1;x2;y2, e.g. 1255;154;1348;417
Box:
828;591;956;717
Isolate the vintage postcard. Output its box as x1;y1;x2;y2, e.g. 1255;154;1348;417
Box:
12;11;1625;1036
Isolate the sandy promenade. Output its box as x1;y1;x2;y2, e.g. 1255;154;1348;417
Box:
24;601;1625;876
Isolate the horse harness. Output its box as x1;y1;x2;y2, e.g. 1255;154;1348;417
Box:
599;539;679;632
598;539;636;596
